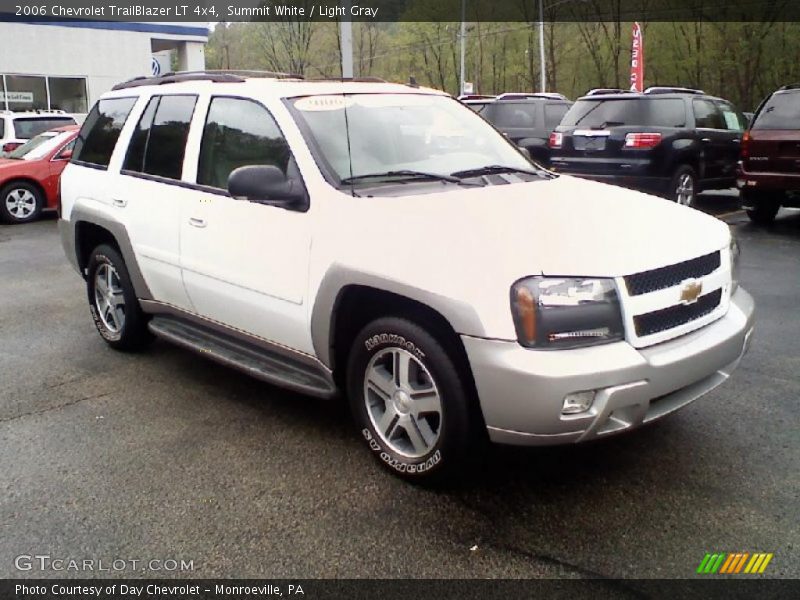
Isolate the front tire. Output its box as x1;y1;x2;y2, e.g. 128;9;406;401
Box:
86;244;151;351
346;317;475;483
0;181;43;224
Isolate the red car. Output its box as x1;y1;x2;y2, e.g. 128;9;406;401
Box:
0;125;78;224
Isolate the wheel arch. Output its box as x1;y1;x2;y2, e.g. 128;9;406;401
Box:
0;177;47;207
70;206;152;300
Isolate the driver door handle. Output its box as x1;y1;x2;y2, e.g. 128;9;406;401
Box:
188;217;207;228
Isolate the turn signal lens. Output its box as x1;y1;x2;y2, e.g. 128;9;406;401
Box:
514;287;537;343
624;132;662;149
740;130;751;160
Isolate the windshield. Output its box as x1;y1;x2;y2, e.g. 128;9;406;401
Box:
289;94;537;186
7;130;71;160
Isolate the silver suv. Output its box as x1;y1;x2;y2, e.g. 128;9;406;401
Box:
59;72;755;482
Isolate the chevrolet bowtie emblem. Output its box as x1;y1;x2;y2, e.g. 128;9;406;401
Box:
680;279;703;304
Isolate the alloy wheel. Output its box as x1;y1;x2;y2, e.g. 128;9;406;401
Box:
363;347;443;458
4;188;37;219
675;173;695;206
93;263;126;333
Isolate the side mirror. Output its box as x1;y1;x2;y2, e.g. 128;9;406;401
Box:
227;165;306;208
57;149;73;160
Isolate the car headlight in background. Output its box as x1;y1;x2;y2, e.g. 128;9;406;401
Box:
510;276;624;349
729;235;741;294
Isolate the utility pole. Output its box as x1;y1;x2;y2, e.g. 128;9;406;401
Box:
538;0;546;92
340;1;354;78
459;0;466;95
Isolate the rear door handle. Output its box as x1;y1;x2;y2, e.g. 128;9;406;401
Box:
112;198;127;207
701;138;711;143
188;217;207;228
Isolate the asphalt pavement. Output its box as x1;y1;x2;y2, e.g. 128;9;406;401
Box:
0;197;798;580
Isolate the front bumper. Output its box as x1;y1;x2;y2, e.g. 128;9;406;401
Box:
463;287;755;446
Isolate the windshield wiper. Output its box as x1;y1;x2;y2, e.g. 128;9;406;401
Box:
341;170;477;186
450;165;551;179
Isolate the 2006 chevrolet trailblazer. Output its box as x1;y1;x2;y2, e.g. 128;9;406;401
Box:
59;72;754;481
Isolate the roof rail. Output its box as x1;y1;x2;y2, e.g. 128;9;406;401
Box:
496;92;569;101
584;88;633;96
111;69;304;91
644;86;705;95
778;83;800;91
302;76;387;83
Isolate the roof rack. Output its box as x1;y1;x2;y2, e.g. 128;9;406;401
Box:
496;92;569;101
778;83;800;91
584;88;634;96
644;86;705;95
111;69;304;91
302;76;387;83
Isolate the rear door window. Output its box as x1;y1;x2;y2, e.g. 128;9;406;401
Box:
489;103;538;128
751;91;800;130
693;99;725;129
73;97;137;168
122;94;197;180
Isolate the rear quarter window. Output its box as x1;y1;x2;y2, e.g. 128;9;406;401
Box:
73;97;137;169
752;91;800;130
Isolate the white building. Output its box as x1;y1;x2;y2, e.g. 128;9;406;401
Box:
0;21;208;116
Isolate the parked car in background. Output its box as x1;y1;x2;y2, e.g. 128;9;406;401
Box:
0;125;78;224
549;87;746;206
479;94;572;165
737;84;800;224
0;110;77;154
458;94;495;113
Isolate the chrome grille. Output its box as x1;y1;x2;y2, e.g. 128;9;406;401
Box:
625;252;721;296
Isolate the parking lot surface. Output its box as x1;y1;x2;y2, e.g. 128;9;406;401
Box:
1;198;798;579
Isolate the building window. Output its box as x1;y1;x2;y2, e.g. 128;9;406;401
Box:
3;75;47;111
49;77;88;113
1;74;88;113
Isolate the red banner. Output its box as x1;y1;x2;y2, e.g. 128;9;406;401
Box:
630;22;644;92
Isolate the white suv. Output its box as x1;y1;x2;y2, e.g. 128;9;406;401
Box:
59;72;755;482
1;110;77;153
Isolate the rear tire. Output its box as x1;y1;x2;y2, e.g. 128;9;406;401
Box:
346;316;475;483
742;190;781;225
86;244;151;351
669;165;697;207
0;181;43;224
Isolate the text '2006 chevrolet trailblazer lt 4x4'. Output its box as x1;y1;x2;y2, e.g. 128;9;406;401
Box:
59;72;755;482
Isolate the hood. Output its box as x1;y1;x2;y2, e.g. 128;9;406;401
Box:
335;174;729;279
325;175;730;339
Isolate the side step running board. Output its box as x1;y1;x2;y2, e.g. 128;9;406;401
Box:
148;316;337;399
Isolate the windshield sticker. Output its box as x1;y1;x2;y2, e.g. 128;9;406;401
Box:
294;96;354;111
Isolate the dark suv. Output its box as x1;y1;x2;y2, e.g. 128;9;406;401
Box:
549;88;746;206
478;94;572;165
738;84;800;224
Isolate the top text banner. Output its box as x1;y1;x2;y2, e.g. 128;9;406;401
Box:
2;0;798;22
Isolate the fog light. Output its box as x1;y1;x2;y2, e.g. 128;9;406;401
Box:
562;391;596;415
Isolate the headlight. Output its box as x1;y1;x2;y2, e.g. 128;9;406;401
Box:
510;277;625;349
729;235;741;294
